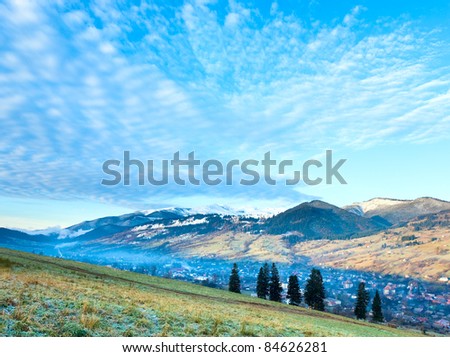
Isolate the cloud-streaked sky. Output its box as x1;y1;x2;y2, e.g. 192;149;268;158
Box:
1;0;449;229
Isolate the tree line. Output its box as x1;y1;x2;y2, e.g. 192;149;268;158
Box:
229;263;383;322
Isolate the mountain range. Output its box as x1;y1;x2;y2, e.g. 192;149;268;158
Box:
0;196;449;282
344;197;450;225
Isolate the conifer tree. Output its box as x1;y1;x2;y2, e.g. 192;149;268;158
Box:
286;275;302;306
228;263;241;294
304;268;325;311
256;265;269;299
354;282;370;319
269;263;283;302
371;290;384;323
263;263;270;293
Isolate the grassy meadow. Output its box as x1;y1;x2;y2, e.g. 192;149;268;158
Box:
0;248;422;337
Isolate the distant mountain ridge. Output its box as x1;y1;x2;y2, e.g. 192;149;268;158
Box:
264;200;384;239
344;197;450;225
63;204;280;238
140;204;281;218
1;196;449;267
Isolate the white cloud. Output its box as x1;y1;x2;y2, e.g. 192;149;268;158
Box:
99;42;116;54
6;0;41;25
224;12;240;28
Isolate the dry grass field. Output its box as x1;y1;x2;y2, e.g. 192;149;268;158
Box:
147;224;449;283
292;225;450;283
0;248;421;337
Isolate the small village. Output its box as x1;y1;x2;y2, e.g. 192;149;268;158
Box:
82;255;449;334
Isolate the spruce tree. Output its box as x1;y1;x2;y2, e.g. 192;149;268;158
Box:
256;266;269;299
354;282;370;319
228;263;241;294
304;268;325;311
286;275;302;306
269;263;283;302
371;290;384;323
263;263;270;296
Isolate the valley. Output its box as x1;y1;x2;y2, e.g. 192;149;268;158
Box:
1;196;449;334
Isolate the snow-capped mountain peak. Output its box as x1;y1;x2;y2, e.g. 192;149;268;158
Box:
141;204;281;218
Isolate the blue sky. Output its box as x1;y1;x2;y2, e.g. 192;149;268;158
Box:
0;0;449;229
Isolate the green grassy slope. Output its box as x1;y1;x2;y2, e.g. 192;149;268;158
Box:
0;248;421;337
